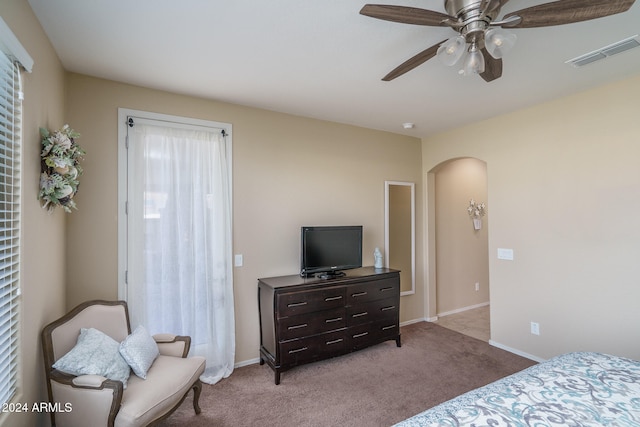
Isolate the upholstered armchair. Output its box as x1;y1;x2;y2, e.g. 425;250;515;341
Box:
41;300;206;427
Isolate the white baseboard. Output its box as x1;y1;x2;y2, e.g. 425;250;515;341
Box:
437;301;489;318
400;318;427;327
235;357;260;368
489;340;546;363
401;316;545;364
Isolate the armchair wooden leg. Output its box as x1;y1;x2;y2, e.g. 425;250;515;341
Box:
192;379;203;414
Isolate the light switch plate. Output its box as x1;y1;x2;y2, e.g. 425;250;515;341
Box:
497;248;514;260
234;254;243;267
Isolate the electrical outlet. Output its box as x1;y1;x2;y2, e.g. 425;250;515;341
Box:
475;282;479;291
530;322;540;335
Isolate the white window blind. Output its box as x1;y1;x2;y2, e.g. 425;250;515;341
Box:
0;48;22;406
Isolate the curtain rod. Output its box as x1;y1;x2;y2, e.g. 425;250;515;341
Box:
127;116;228;136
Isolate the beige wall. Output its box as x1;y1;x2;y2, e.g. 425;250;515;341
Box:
0;1;67;426
423;74;640;361
432;158;489;314
63;73;425;364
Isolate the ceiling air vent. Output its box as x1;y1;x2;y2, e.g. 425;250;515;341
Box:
566;35;640;68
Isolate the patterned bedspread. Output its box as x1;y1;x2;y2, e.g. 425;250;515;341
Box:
394;352;640;426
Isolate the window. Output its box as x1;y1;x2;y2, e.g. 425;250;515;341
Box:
0;32;24;406
118;109;234;385
0;16;31;407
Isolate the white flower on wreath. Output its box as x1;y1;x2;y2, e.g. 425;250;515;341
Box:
467;199;486;218
50;131;72;151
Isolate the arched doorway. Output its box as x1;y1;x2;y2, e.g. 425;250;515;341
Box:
427;157;490;341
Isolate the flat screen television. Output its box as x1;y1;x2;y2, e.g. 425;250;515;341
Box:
300;226;363;278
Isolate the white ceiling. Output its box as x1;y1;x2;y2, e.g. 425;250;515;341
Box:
27;0;640;138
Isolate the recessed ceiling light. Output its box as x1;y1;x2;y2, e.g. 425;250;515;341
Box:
402;123;415;129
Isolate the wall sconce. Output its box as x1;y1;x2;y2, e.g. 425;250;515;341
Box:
467;199;486;230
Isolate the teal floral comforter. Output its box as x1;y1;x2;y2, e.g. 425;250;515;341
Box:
394;352;640;426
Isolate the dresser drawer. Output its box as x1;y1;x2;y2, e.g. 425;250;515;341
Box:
346;297;398;326
278;307;346;341
347;319;399;350
279;330;347;365
346;278;398;304
277;287;346;317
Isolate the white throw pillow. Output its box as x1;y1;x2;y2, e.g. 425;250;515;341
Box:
53;328;130;388
119;325;159;379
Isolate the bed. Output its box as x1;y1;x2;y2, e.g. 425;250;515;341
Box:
394;352;640;426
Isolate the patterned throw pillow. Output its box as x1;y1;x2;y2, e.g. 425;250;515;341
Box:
119;325;160;379
53;328;131;388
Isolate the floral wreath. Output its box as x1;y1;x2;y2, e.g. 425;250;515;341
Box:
467;199;486;218
38;124;86;213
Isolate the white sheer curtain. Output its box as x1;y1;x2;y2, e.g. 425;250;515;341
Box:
127;120;234;384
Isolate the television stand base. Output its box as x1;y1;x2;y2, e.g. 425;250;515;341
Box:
316;271;345;279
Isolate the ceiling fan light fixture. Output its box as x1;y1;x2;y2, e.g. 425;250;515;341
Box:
437;35;466;66
360;0;637;82
484;28;517;59
463;43;485;75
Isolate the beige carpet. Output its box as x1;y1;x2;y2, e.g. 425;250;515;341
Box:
158;322;536;427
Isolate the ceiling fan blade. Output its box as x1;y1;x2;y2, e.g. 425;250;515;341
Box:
480;48;503;82
503;0;636;28
382;40;446;81
360;5;454;26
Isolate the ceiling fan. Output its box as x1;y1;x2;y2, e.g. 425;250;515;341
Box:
360;0;636;82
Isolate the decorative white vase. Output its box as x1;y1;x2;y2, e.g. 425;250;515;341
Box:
374;247;383;269
473;218;482;230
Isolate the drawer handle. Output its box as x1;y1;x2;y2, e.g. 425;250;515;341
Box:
381;306;396;311
325;296;343;301
352;332;369;338
287;323;308;330
380;286;394;292
287;302;308;307
288;347;308;354
382;325;396;331
326;338;344;345
325;317;343;323
352;312;368;318
352;292;368;297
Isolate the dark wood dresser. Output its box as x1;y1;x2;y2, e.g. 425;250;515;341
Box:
258;267;401;384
